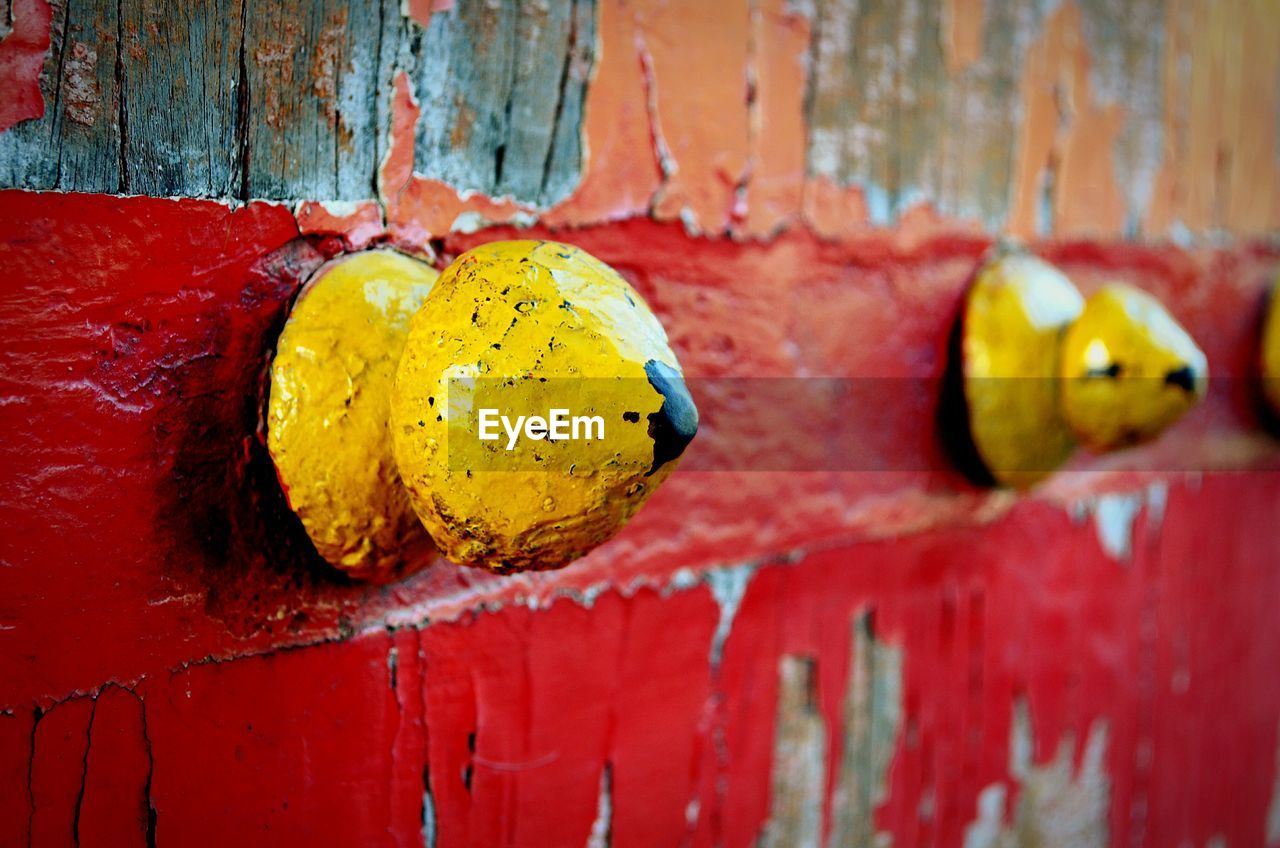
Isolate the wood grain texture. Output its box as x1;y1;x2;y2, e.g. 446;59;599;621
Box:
0;0;595;202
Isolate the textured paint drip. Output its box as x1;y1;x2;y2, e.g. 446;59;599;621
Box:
268;250;440;580
391;240;695;572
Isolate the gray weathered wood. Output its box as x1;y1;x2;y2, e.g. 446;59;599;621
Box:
0;0;596;203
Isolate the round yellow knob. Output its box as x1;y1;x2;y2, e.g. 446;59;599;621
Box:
391;240;697;573
1059;284;1207;450
960;254;1084;487
957;253;1208;487
268;250;439;580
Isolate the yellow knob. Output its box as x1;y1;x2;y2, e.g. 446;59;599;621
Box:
267;250;440;580
1059;284;1208;450
391;240;697;573
956;252;1207;487
1262;272;1280;420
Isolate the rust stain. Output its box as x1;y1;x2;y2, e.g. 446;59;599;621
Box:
543;0;664;228
1146;0;1280;235
740;0;809;239
62;41;100;126
310;9;349;127
1008;2;1126;240
941;0;984;75
254;22;302;131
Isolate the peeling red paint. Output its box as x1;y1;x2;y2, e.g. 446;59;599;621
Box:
645;0;751;234
5;476;1274;845
294;199;385;250
0;0;51;132
379;72;531;249
542;0;665;228
739;0;809;239
800;175;871;239
3;186;1278;717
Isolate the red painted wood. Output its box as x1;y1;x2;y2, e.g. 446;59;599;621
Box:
2;188;1280;846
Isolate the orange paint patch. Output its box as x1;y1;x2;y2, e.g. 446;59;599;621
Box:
646;0;752;234
379;72;532;251
403;0;453;29
1008;2;1126;240
1147;0;1280;235
739;0;809;239
543;0;664;228
294;201;385;251
942;0;984;75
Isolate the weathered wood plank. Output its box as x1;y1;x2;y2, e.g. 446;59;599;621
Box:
0;0;124;193
0;0;595;203
409;0;594;205
118;0;245;197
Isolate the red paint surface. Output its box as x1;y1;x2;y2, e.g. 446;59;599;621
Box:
0;0;51;132
2;479;1279;846
2;187;1280;845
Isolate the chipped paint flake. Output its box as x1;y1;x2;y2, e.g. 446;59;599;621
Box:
1267;719;1280;846
965;698;1111;847
760;656;827;848
586;764;613;848
829;611;903;848
1090;492;1144;562
706;564;755;667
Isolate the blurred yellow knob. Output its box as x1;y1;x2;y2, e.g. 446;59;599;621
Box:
1060;284;1207;451
959;252;1207;487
